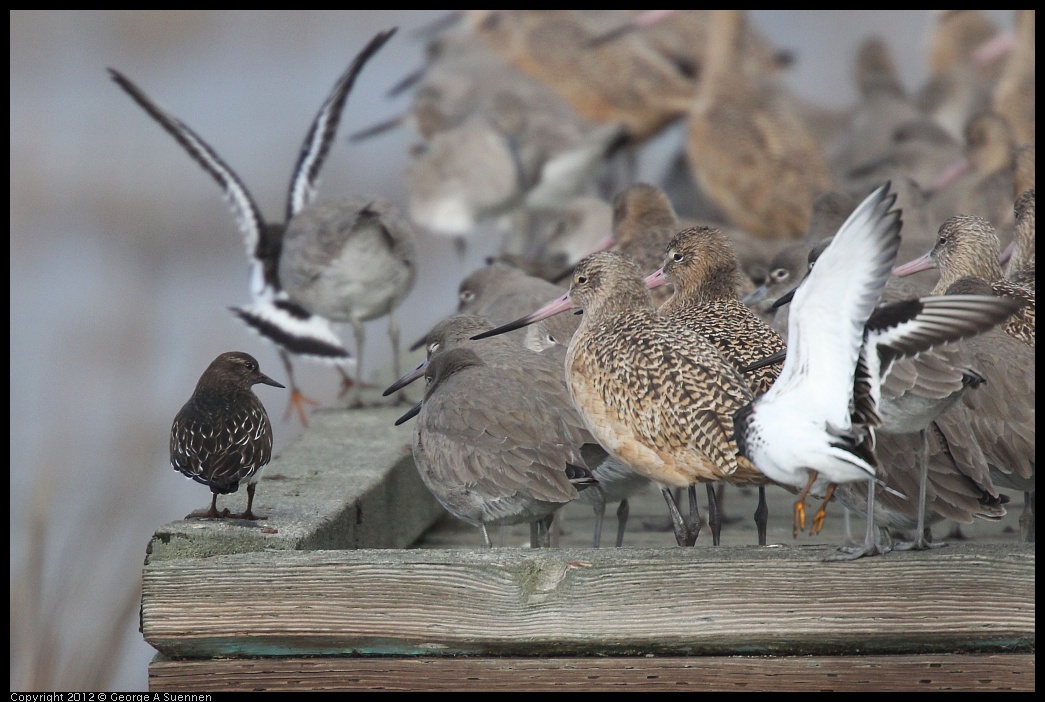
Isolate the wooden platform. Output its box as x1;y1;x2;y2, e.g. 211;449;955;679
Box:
142;402;1035;691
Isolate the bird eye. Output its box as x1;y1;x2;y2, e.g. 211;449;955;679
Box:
937;236;947;246
576;274;588;285
772;268;787;280
428;342;440;354
672;252;684;262
245;361;256;371
459;290;474;302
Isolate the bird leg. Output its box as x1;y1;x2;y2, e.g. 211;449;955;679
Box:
810;483;836;536
895;429;946;551
614;498;630;548
706;483;721;546
1020;491;1035;543
793;471;819;537
479;524;492;549
661;487;699;547
386;310;412;406
232;482;267;521
185;493;230;520
589;487;607;548
347;319;366;409
754;485;769;546
830;478;892;560
687;485;703;545
280;351;320;426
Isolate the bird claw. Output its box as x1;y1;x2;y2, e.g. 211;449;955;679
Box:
811;505;828;536
793;500;807;538
284;389;321;426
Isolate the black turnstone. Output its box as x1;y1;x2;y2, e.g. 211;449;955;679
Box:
170;351;284;520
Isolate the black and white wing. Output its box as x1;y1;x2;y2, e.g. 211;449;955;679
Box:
854;293;1023;431
286;28;397;219
108;67;276;302
768;182;903;434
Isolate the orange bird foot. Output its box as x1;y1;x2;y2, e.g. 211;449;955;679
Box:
811;506;828;536
284;387;321;426
793;500;807;538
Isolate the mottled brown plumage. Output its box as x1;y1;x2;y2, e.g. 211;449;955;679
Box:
1005;188;1035;291
559;251;766;547
894;213;1034;346
656;226;786;397
649;225;789;545
683;10;832;241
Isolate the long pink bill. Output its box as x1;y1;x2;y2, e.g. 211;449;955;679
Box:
892;251;935;277
998;240;1015;266
643;268;670;290
470;292;574;341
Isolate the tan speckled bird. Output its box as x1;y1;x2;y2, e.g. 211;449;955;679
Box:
894;213;1034;346
682;10;833;241
472;250;763;547
989;10;1035;148
643;225;788;546
1003;188;1035;291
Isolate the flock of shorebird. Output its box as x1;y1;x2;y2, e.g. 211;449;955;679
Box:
118;12;1033;558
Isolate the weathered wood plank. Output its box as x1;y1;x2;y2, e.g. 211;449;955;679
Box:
141;543;1034;658
147;653;1035;691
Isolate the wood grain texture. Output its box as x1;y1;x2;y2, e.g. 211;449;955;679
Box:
141;543;1034;658
148;653;1036;691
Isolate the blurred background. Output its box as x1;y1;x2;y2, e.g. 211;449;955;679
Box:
10;10;1020;691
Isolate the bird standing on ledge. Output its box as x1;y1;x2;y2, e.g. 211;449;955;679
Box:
170;352;284;520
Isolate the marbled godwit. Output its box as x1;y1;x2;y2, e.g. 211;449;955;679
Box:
644;225;787;545
395;344;596;548
916;10;1003;142
989;10;1035;147
930;111;1019;238
682;10;833;241
388;312;647;548
1002;188;1035;290
170;352;284;521
893;213;1034;346
466;10;702;144
733;183;1019;550
110;29;402;423
472;250;763;547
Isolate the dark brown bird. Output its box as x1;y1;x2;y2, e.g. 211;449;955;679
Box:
170;352;284;520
